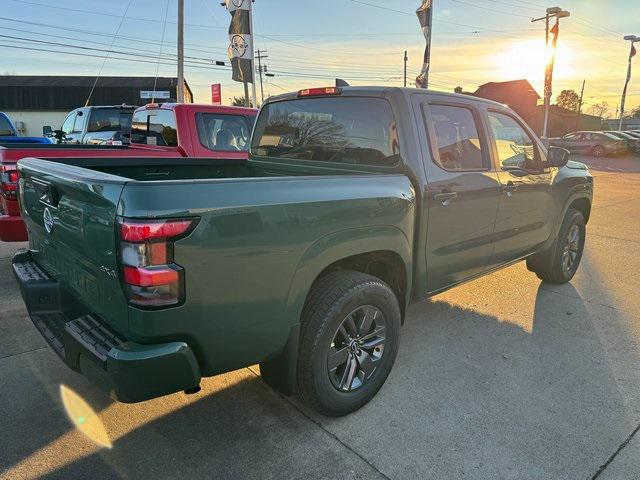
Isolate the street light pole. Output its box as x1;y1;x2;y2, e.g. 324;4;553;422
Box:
532;6;570;139
619;35;639;130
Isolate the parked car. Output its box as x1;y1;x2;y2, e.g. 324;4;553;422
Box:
549;131;627;157
606;131;640;153
0;112;53;144
620;130;640;141
49;105;137;145
0;104;257;242
12;87;592;416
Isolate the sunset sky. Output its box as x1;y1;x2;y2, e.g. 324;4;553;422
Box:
1;0;638;116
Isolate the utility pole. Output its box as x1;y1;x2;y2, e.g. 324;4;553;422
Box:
578;79;585;113
403;50;408;87
248;0;257;108
177;0;185;103
532;6;570;139
256;49;268;105
619;35;639;130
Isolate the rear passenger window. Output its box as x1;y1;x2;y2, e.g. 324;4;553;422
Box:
487;112;541;172
428;104;485;171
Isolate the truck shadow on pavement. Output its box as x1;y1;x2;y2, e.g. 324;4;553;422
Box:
2;273;638;480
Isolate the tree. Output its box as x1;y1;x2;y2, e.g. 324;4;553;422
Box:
231;95;254;107
626;105;640;119
555;89;581;112
587;101;609;118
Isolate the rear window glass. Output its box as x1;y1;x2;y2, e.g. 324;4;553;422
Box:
0;115;14;135
88;108;134;133
130;109;177;146
196;113;252;152
251;97;400;166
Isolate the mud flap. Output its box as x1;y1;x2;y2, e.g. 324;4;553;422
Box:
259;324;300;396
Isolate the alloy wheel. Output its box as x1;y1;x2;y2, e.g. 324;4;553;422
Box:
327;305;387;392
561;223;581;273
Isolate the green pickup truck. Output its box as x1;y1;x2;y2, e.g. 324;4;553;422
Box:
13;87;593;416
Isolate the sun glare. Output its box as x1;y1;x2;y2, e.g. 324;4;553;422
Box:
493;38;574;90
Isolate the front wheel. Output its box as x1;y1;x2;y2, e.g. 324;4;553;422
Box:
526;208;586;284
297;270;401;417
592;145;605;157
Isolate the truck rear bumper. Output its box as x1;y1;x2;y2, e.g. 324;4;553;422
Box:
12;250;201;403
0;215;27;242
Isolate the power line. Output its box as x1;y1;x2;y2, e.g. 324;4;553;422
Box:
7;0;226;29
151;0;171;103
85;0;133;106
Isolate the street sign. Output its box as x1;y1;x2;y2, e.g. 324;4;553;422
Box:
140;90;171;99
211;84;222;105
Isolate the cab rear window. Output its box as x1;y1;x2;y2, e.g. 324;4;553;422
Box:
196;113;251;152
251;97;400;166
88;108;134;133
130;109;177;146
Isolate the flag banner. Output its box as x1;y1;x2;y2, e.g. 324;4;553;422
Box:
227;0;254;83
228;34;253;60
415;0;433;89
632;44;637;58
226;0;251;12
544;19;559;100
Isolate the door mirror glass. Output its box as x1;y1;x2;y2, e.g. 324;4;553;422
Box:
548;146;569;168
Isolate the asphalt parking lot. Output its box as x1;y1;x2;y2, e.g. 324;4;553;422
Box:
1;154;639;480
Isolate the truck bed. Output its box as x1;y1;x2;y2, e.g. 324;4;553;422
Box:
17;156;415;380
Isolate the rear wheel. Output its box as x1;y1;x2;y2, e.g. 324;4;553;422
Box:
526;208;585;284
592;145;605;157
297;270;401;417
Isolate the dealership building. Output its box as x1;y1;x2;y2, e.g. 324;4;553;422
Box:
0;76;192;137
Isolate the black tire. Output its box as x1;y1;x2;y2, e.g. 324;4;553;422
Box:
297;270;401;417
592;145;605;157
526;208;585;284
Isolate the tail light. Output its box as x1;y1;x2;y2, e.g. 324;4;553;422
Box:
0;164;18;200
118;217;198;308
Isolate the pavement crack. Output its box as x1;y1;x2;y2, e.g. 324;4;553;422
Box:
245;367;391;480
589;233;640;245
0;346;47;361
590;423;640;479
539;286;638;316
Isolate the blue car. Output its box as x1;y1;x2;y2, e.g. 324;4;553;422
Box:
0;112;53;144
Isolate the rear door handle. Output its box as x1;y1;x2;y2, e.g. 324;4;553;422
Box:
433;191;458;206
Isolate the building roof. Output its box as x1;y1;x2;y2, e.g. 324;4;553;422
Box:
0;76;193;110
475;79;541;99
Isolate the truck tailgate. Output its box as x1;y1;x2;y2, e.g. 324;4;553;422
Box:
18;158;129;335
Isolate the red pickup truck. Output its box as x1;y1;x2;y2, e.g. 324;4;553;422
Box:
0;104;257;241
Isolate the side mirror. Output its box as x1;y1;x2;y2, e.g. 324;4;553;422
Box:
42;125;52;135
547;146;570;168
